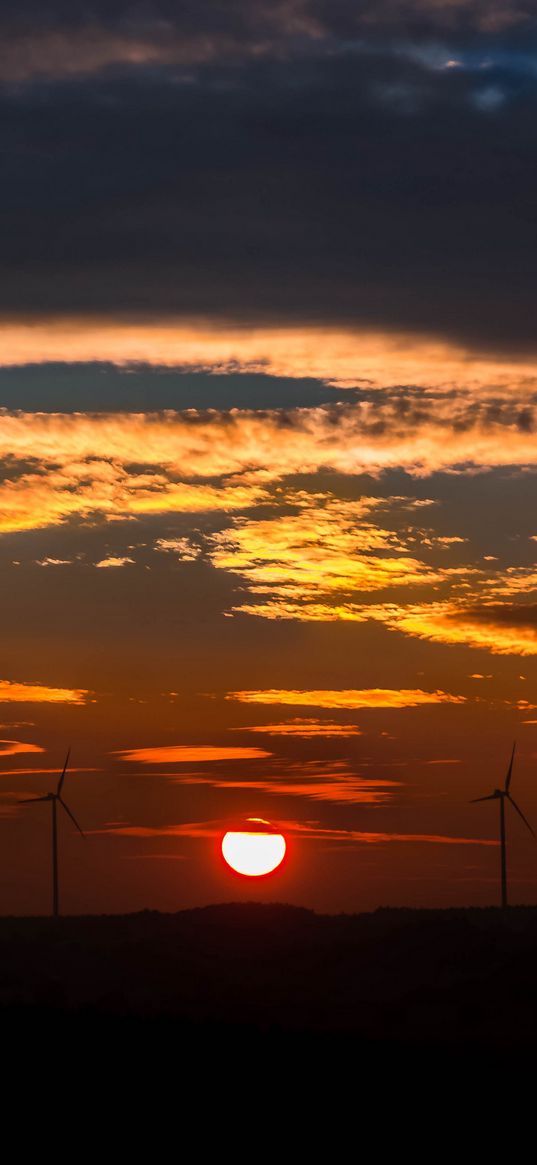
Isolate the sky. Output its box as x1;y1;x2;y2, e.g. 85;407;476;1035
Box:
1;0;537;914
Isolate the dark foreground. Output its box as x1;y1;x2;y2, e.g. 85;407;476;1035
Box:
2;901;536;1162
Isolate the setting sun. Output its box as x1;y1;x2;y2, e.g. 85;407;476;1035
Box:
221;819;287;877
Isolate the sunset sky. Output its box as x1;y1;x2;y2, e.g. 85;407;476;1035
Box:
2;1;537;914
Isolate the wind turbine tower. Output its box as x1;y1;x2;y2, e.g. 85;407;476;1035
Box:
19;749;85;917
471;743;535;908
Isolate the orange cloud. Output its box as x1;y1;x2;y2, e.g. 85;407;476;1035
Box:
0;458;267;534
92;822;220;839
0;767;99;777
231;598;373;620
362;602;537;657
209;495;448;599
234;719;363;737
35;557;73;567
1;319;536;394
285;822;497;846
114;745;273;764
424;759;461;765
95;556;135;569
0;680;89;704
0;394;537;539
155;537;201;561
210;509;537;660
0;740;44;757
227;688;466;709
174;772;398;804
0;395;534;548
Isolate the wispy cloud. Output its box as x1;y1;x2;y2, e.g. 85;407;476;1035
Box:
4;409;537;658
94;817;497;846
0;739;44;757
35;557;74;567
223;543;537;655
0;3;531;88
227;688;467;709
233;718;363;738
0;680;89;704
360;601;537;656
208;494;449;600
0;451;267;533
95;556;135;569
0;2;527;86
113;745;273;764
1;321;536;395
0;394;537;537
155;537;202;561
172;771;399;805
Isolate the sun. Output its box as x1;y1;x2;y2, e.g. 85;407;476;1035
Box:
221;818;286;877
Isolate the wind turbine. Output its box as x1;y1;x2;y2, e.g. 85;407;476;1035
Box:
471;742;535;908
19;748;85;917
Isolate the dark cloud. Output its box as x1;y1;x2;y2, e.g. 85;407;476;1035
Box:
0;2;533;82
463;603;537;626
0;4;535;349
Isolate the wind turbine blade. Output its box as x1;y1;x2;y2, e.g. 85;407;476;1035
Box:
470;794;498;802
505;741;516;792
57;747;71;795
58;797;85;837
507;795;536;838
17;795;50;804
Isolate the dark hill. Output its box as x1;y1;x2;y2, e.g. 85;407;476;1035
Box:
3;903;536;1163
3;901;537;1046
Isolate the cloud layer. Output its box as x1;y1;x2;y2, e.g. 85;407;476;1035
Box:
0;395;536;535
0;3;532;84
0;3;536;349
